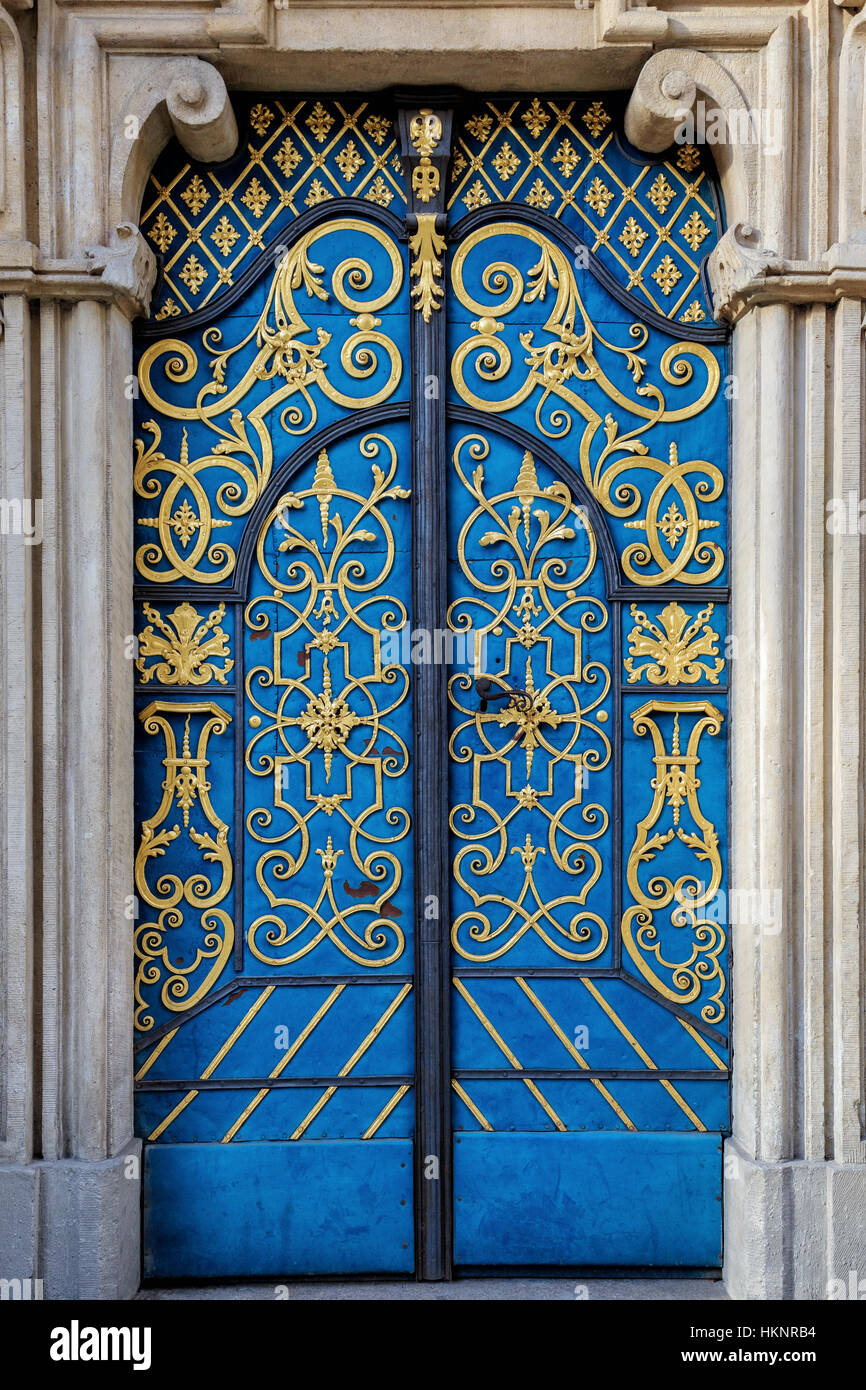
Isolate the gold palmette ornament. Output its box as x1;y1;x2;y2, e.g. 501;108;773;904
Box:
311;448;336;547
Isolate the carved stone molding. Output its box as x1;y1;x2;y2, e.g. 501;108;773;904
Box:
83;223;157;319
164;59;238;165
624;47;760;236
108;58;239;238
706;223;783;323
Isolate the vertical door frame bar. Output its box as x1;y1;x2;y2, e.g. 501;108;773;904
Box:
397;93;457;1280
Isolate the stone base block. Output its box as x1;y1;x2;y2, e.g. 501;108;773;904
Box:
0;1141;141;1299
724;1138;866;1299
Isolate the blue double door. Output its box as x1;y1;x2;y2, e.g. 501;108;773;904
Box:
133;92;729;1279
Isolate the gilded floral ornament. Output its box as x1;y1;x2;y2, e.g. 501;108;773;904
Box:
136;602;234;686
625;602;724;686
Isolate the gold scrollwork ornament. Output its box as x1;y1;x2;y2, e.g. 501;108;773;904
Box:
621;700;726;1023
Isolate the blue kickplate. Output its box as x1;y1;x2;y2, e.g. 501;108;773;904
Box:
144;1139;415;1278
453;1131;723;1268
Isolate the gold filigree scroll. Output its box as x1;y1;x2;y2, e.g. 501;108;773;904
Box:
622;699;726;1023
134;701;234;1031
134;220;403;584
136;602;234;685
450;223;724;586
244;433;411;968
624;601;724;685
448;433;611;962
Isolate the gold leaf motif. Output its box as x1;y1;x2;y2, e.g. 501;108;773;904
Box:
408;213;446;322
522;98;551;140
178;254;207;294
250;104;275;138
680;299;707;323
365;175;394;207
677;143;701;173
624;602;724;686
180;174;210;216
451;148;468;178
136;602;234;686
154;298;181;321
274;136;302;177
306;101;334;142
363;114;391;145
582;101;610;139
466;113;494;142
492;141;521;181
647;173;676;213
335;140;365;181
240;177;271;218
304;178;332;207
525;178;554;210
210;215;241;257
652;254;682;296
619;216;648;258
463;179;491;211
679;210;710;251
148;212;176;254
584;176;614;217
552;138;580;179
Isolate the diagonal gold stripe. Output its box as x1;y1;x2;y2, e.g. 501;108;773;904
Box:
453;977;567;1132
201;986;275;1080
147;987;275;1141
135;1028;178;1081
677;1017;728;1071
515;977;635;1131
580;978;706;1131
221;985;346;1143
451;1079;494;1132
148;1092;197;1143
291;983;413;1140
362;1083;411;1140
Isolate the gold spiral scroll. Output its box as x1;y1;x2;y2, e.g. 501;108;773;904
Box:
135;220;404;585
450;223;724;586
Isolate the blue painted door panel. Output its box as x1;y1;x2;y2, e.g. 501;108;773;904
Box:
453;1133;723;1267
144;1140;414;1277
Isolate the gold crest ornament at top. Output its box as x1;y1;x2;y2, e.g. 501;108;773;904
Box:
409;109;443;205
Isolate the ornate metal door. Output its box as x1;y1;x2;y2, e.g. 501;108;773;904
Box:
133;92;729;1278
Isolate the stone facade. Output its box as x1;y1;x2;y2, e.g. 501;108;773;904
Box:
0;0;865;1298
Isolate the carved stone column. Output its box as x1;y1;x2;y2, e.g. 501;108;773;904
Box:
0;21;238;1296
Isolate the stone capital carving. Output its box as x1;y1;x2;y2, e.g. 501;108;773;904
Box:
624;48;760;235
164;59;239;165
83;223;157;319
705;223;783;323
